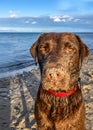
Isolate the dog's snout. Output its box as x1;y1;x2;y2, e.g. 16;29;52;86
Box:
45;68;64;81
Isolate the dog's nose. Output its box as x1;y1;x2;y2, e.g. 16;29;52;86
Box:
45;68;63;81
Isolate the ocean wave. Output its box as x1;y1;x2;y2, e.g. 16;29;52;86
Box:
0;60;36;73
0;65;39;78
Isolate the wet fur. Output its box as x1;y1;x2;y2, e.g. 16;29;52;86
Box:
30;32;89;130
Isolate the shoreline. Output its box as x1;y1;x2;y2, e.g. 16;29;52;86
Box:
0;54;93;130
0;64;38;78
0;52;93;79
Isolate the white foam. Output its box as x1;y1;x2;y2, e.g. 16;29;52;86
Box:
0;65;39;78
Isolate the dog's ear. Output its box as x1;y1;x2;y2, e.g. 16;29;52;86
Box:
30;33;46;63
76;35;90;66
30;41;38;63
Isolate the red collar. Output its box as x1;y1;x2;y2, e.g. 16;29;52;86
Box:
46;86;77;97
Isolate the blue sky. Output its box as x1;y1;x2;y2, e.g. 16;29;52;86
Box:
0;0;93;32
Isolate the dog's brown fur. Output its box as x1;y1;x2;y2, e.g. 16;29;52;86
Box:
30;33;89;130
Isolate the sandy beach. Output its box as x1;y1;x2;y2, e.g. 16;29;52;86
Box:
0;53;93;130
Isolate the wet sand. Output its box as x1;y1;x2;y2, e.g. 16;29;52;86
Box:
0;54;93;130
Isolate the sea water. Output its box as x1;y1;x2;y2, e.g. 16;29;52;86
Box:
0;32;93;77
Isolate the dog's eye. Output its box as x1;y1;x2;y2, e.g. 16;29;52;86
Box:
65;47;73;53
39;43;49;55
39;46;46;53
65;42;73;54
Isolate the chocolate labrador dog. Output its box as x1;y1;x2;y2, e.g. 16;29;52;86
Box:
30;33;89;130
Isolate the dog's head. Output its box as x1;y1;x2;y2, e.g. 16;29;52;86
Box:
30;33;89;92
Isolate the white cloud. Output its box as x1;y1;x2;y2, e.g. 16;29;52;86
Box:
25;20;37;24
31;21;37;24
0;27;9;31
62;15;73;21
74;19;80;22
50;16;62;22
9;10;19;18
24;18;37;24
54;18;61;22
50;15;74;23
0;26;33;32
61;19;66;22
